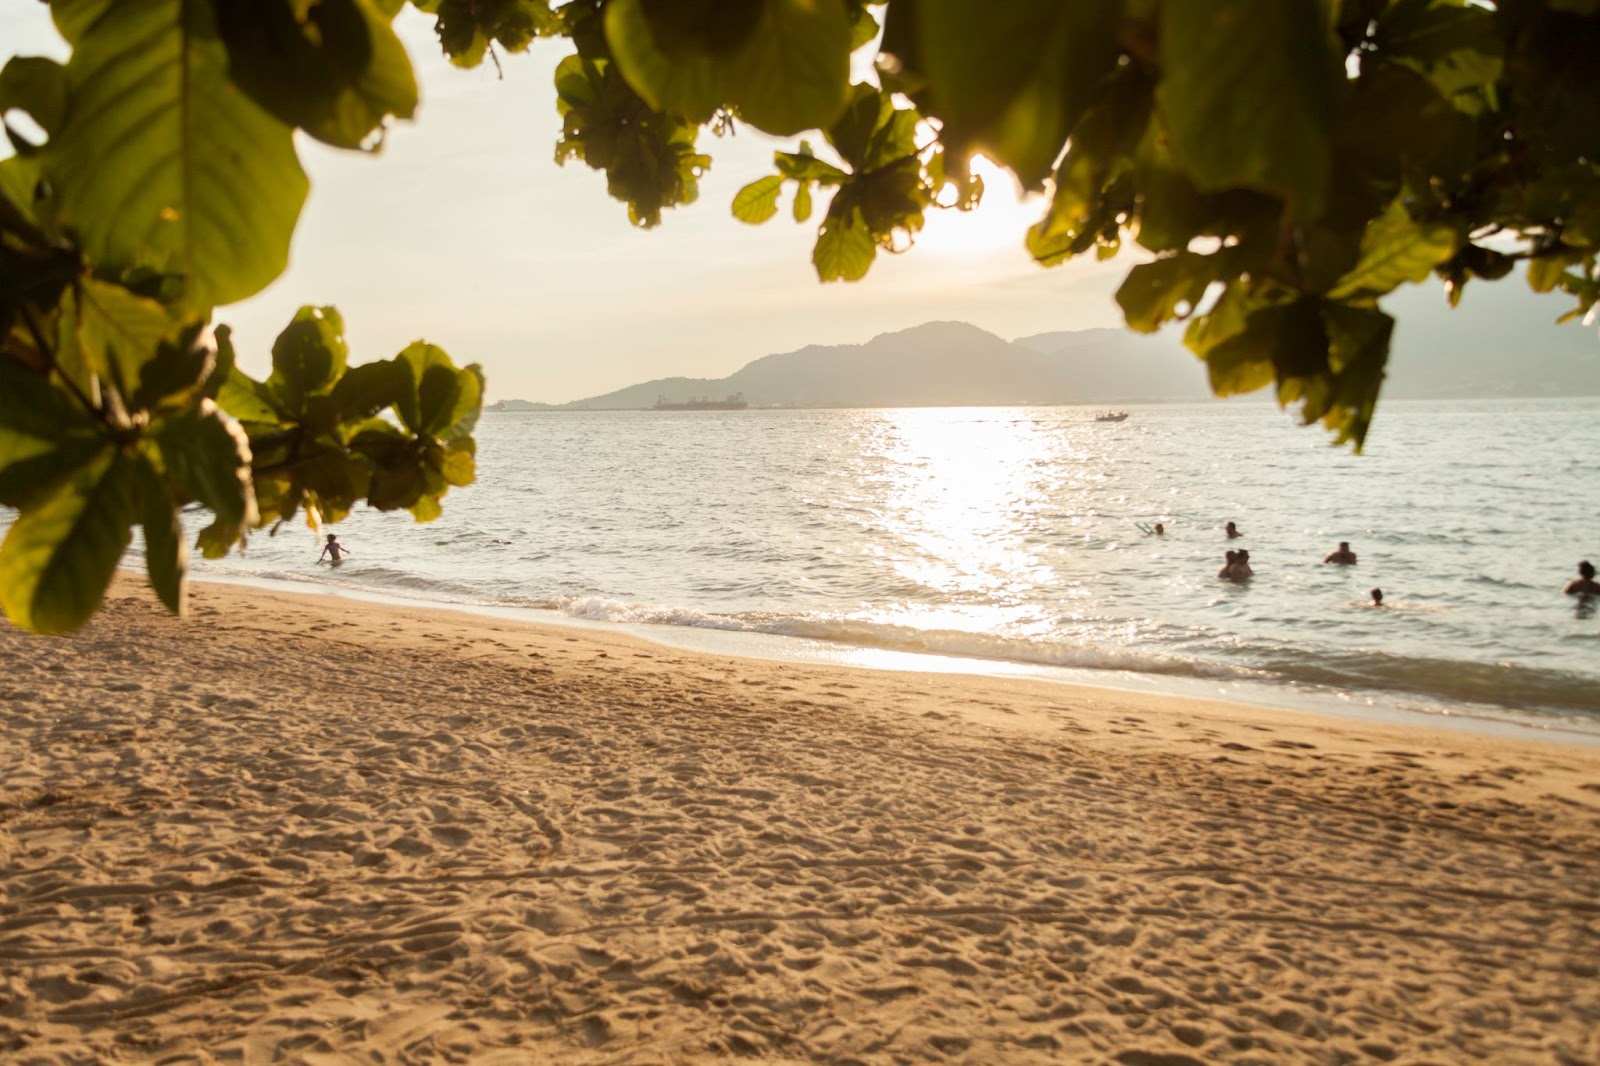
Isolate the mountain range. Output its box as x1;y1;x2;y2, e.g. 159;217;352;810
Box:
499;290;1600;410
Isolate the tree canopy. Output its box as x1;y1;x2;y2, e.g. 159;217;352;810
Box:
2;0;1597;633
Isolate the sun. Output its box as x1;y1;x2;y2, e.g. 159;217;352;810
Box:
915;155;1045;262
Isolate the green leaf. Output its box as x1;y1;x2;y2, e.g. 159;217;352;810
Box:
134;455;186;614
732;175;784;224
721;0;852;136
0;56;69;154
813;205;875;281
41;0;308;311
1116;252;1225;333
395;341;482;438
793;180;813;222
328;357;409;426
0;356;106;507
1159;0;1336;215
916;0;1120;189
212;0;419;151
268;306;349;412
0;446;134;635
606;0;851;136
605;0;724;122
1329;200;1460;300
71;277;176;398
153;400;258;537
217;366;285;426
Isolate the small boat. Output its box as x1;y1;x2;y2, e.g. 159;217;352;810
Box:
1095;411;1129;423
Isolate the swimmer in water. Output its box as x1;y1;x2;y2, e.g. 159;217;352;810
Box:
1324;541;1357;565
1225;521;1241;539
318;533;350;565
1370;588;1383;607
1564;560;1600;596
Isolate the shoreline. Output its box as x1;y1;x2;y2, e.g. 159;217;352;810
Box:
185;567;1600;746
3;576;1599;1061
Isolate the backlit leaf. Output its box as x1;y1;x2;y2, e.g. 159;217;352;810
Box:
1159;0;1336;215
0;446;134;635
813;206;875;281
1329;200;1460;300
0;356;105;507
916;0;1120;189
134;454;186;614
732;175;784;224
212;0;418;150
41;0;308;311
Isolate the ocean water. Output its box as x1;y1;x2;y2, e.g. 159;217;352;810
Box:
138;397;1599;733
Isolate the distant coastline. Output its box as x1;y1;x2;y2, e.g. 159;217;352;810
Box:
488;314;1600;412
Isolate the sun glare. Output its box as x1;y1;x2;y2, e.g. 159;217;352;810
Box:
917;155;1045;261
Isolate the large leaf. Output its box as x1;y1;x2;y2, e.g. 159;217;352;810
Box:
211;0;419;151
42;0;309;311
732;175;784;224
812;205;875;281
67;277;176;398
1158;0;1337;216
0;55;69;154
134;454;186;614
267;305;349;413
0;446;134;635
915;0;1121;189
1329;200;1460;300
606;0;851;136
153;400;258;537
1115;251;1226;333
395;341;483;438
0;356;106;507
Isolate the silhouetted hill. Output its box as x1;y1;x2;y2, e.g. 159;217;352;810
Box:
518;291;1599;410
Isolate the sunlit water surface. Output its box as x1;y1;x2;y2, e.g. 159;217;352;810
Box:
93;399;1600;731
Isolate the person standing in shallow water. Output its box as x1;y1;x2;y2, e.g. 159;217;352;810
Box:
319;533;351;565
1565;560;1600;596
1325;541;1357;565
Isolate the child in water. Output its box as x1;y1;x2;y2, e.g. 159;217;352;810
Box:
319;533;350;565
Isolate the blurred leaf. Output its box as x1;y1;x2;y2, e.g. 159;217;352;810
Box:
134;455;186;614
0;356;105;507
329;357;409;426
721;0;851;136
0;447;134;635
813;205;875;281
916;0;1120;189
212;0;419;151
268;306;349;412
1159;0;1336;215
732;175;784;223
153;400;258;543
1116;252;1226;333
1329;200;1460;299
0;55;68;154
218;366;286;426
71;278;176;399
41;0;308;312
396;341;482;438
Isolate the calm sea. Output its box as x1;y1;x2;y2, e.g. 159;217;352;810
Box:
71;399;1600;733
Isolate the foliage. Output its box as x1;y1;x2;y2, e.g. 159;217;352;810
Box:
0;0;481;633
4;0;1599;632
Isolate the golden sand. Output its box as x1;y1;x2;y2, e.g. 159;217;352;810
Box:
2;577;1597;1063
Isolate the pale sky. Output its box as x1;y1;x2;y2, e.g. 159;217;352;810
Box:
3;9;1129;402
4;7;1594;403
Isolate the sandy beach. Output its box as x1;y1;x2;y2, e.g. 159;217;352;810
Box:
1;577;1597;1064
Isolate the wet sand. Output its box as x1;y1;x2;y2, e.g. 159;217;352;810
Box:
2;577;1598;1063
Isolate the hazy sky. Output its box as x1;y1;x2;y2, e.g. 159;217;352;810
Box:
4;7;1595;403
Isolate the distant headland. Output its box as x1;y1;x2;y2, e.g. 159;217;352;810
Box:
490;300;1600;411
